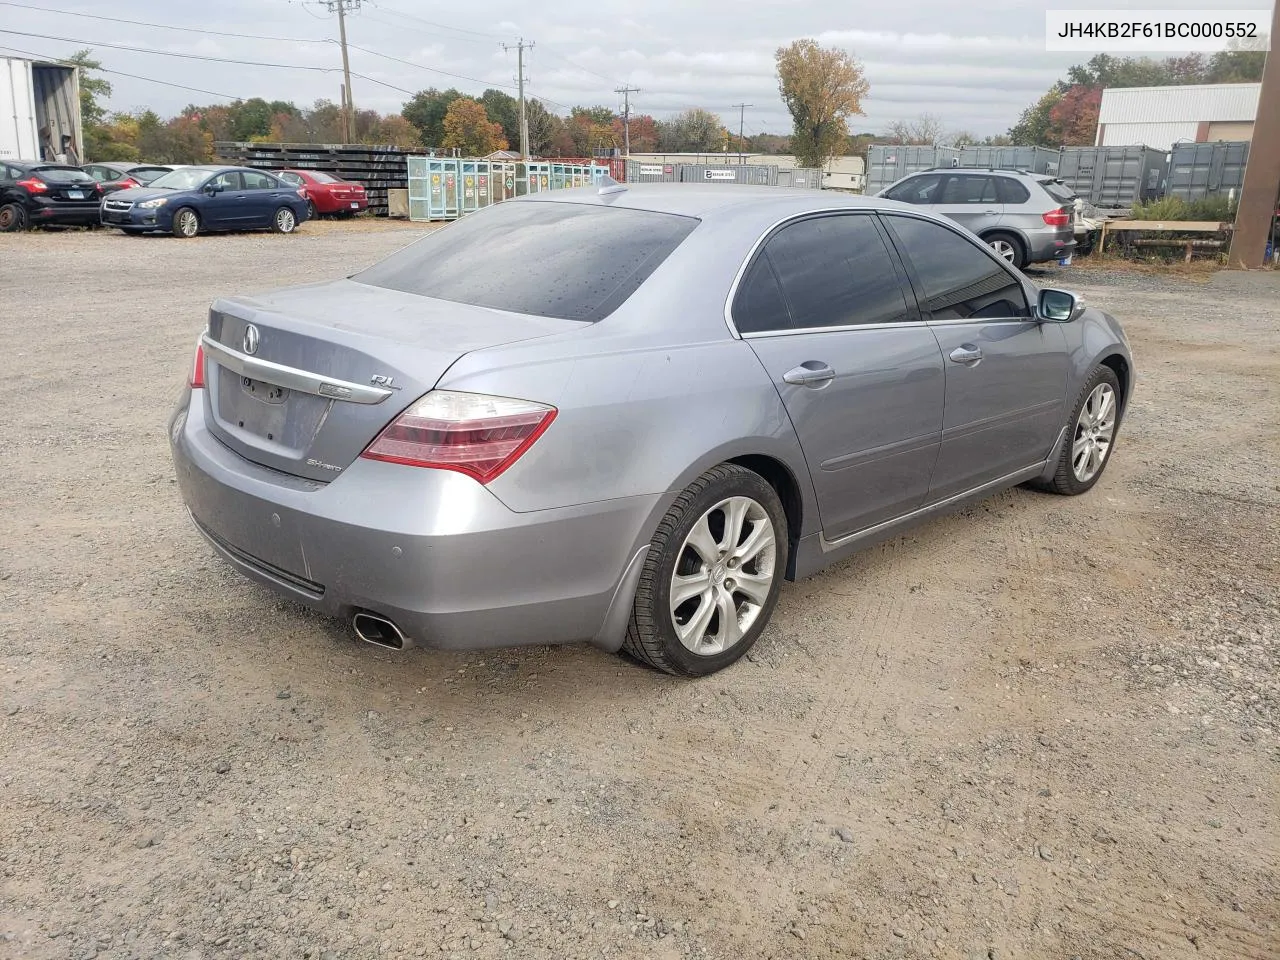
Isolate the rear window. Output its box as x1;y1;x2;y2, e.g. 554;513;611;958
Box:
1039;180;1077;205
306;171;339;184
354;201;698;322
32;166;92;183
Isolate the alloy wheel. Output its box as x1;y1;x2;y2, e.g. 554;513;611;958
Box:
669;496;777;656
177;210;197;237
989;238;1017;263
276;208;296;233
1071;382;1116;482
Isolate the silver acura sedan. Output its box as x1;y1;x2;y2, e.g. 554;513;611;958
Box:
170;184;1133;676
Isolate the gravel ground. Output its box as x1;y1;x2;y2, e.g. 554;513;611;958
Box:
1;224;1277;960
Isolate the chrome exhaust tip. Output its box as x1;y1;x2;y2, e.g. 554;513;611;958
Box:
352;612;409;650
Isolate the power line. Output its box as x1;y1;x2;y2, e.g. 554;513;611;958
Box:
357;10;494;45
0;28;336;72
371;4;505;41
0;42;244;99
346;41;518;91
535;45;622;87
0;1;331;44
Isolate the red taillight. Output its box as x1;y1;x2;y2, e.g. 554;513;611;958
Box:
189;341;206;389
16;177;47;193
1043;208;1071;227
361;390;557;484
117;178;138;190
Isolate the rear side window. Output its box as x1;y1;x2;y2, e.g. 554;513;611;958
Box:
883;174;942;203
1040;180;1077;205
994;177;1031;204
939;176;997;204
734;257;791;334
355;201;698;322
242;171;280;189
883;216;1029;321
278;172;303;185
735;214;910;333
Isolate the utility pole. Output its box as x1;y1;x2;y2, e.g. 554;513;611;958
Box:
1229;3;1279;268
502;39;534;159
732;102;752;163
325;0;360;144
615;85;639;156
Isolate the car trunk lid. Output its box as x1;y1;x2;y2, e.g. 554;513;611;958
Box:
202;278;583;483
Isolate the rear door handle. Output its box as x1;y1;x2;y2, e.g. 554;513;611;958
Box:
783;362;835;387
949;345;983;365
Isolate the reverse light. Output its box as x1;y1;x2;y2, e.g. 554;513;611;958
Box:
16;177;47;193
189;340;206;388
361;390;557;484
1042;208;1071;227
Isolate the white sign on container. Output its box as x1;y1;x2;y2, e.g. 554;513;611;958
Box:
704;169;736;181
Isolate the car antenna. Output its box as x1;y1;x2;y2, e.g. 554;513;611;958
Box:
598;175;627;197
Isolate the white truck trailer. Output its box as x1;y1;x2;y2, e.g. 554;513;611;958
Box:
1;55;84;163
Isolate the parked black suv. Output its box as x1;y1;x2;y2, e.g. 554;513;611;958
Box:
0;161;103;231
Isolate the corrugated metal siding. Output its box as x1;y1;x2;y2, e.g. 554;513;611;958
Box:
1099;121;1200;151
1168;141;1250;201
1098;83;1260;124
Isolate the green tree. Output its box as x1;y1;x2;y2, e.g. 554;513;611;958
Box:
1008;88;1063;145
480;89;521;150
655;108;724;152
775;39;869;167
402;87;465;148
525;99;557;155
441;97;507;155
66;50;112;160
1207;48;1267;83
571;105;616;126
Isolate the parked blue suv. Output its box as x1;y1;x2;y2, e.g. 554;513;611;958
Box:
100;165;310;238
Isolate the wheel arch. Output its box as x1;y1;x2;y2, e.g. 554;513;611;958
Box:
1098;353;1131;412
727;454;805;580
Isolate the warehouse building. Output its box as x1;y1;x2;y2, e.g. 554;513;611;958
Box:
1095;83;1261;152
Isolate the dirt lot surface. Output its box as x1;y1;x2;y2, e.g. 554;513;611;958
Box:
1;224;1277;960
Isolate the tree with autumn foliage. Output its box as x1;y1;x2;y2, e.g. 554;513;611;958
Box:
613;114;658;153
775;39;869;167
1046;85;1103;145
441;98;508;155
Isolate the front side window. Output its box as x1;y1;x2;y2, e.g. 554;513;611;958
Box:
734;214;910;333
210;172;243;191
355;200;698;322
884;174;943;204
883;216;1030;322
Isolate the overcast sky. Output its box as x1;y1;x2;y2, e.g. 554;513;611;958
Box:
0;0;1273;137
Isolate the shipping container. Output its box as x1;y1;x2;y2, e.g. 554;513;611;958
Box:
677;163;775;185
958;145;1059;175
1056;145;1168;211
1167;141;1250;202
775;167;823;189
624;159;678;182
866;145;962;195
1;56;82;163
407;157;603;221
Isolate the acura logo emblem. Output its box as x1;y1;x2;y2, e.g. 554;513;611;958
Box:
243;324;260;355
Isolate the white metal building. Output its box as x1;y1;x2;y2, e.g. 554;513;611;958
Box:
1096;83;1261;152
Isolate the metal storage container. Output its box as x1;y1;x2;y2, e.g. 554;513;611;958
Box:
677;163;775;185
624;159;677;182
776;167;823;189
866;145;961;195
1056;145;1168;211
958;145;1059;175
1168;141;1250;201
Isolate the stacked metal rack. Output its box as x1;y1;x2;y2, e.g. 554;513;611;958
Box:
213;142;409;217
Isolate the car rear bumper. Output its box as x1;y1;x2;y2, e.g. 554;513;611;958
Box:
169;393;660;651
1027;231;1077;264
317;196;368;213
29;199;100;226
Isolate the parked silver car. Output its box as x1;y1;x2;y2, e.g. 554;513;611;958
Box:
170;186;1132;676
878;168;1078;269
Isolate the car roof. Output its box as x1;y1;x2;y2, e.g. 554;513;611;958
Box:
520;183;909;221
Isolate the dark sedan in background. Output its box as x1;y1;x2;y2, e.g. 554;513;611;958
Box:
101;165;311;237
82;161;176;195
0;161;102;231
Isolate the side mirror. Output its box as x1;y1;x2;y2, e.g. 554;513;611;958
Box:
205;182;222;195
1037;288;1082;323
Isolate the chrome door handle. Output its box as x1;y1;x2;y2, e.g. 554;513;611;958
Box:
783;363;835;386
949;345;983;364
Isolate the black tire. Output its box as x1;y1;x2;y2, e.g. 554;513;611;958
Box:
623;464;788;677
0;202;28;232
171;207;199;238
985;231;1027;270
306;199;317;220
1032;365;1122;496
271;206;298;234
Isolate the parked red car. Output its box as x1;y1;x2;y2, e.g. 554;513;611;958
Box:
272;169;367;217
